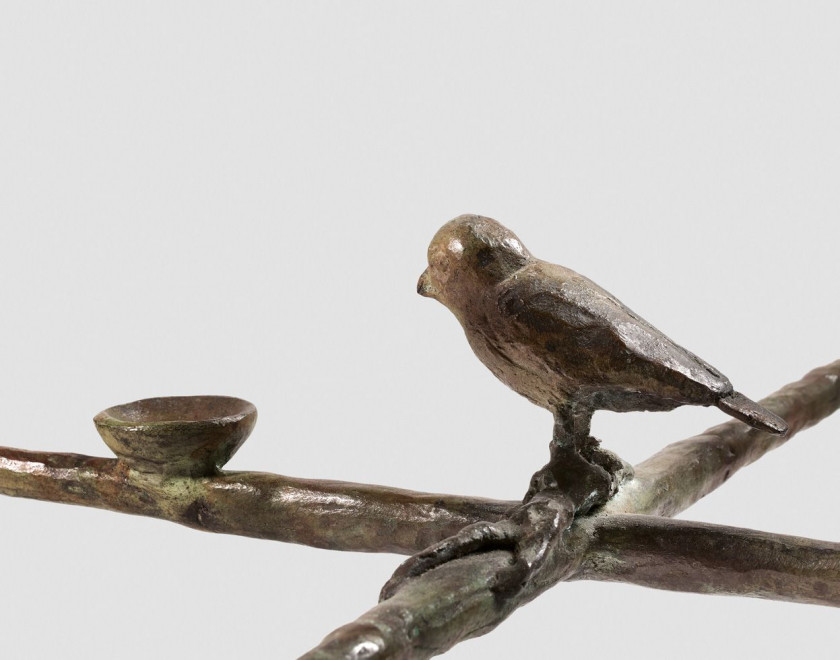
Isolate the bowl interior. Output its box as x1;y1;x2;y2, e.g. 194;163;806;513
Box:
101;395;255;426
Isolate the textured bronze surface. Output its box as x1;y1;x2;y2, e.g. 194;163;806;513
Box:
1;362;838;660
94;395;257;477
0;215;836;658
604;360;840;517
419;214;787;437
578;514;840;606
303;361;840;660
0;446;512;554
379;214;795;597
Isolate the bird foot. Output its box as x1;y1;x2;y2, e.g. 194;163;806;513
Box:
524;438;632;515
578;436;632;482
379;439;632;603
379;493;574;602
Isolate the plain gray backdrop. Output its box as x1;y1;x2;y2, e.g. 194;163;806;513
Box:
1;3;838;658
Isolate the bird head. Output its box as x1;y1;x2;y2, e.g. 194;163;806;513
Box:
418;214;531;311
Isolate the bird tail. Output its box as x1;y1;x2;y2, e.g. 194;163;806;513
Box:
716;391;788;436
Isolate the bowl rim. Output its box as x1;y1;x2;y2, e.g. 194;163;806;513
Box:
93;395;257;429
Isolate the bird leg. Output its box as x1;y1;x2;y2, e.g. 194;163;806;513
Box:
524;407;632;515
381;410;632;602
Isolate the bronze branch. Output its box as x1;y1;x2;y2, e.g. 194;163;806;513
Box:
1;361;838;658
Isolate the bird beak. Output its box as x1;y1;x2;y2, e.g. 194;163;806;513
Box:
417;268;437;298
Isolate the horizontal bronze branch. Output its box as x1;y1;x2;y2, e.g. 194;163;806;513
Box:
579;514;840;606
4;361;837;559
0;449;511;555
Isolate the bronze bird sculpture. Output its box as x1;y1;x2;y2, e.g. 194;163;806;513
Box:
418;214;787;509
381;214;788;600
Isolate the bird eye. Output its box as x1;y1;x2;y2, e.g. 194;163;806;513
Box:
476;247;494;268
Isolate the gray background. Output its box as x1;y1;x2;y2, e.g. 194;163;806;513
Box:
1;2;838;658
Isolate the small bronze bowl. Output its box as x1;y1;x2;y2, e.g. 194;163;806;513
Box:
94;395;257;477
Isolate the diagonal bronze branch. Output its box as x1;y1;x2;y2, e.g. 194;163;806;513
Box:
604;360;840;517
301;360;840;659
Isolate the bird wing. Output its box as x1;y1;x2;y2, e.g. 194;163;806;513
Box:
494;262;732;409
